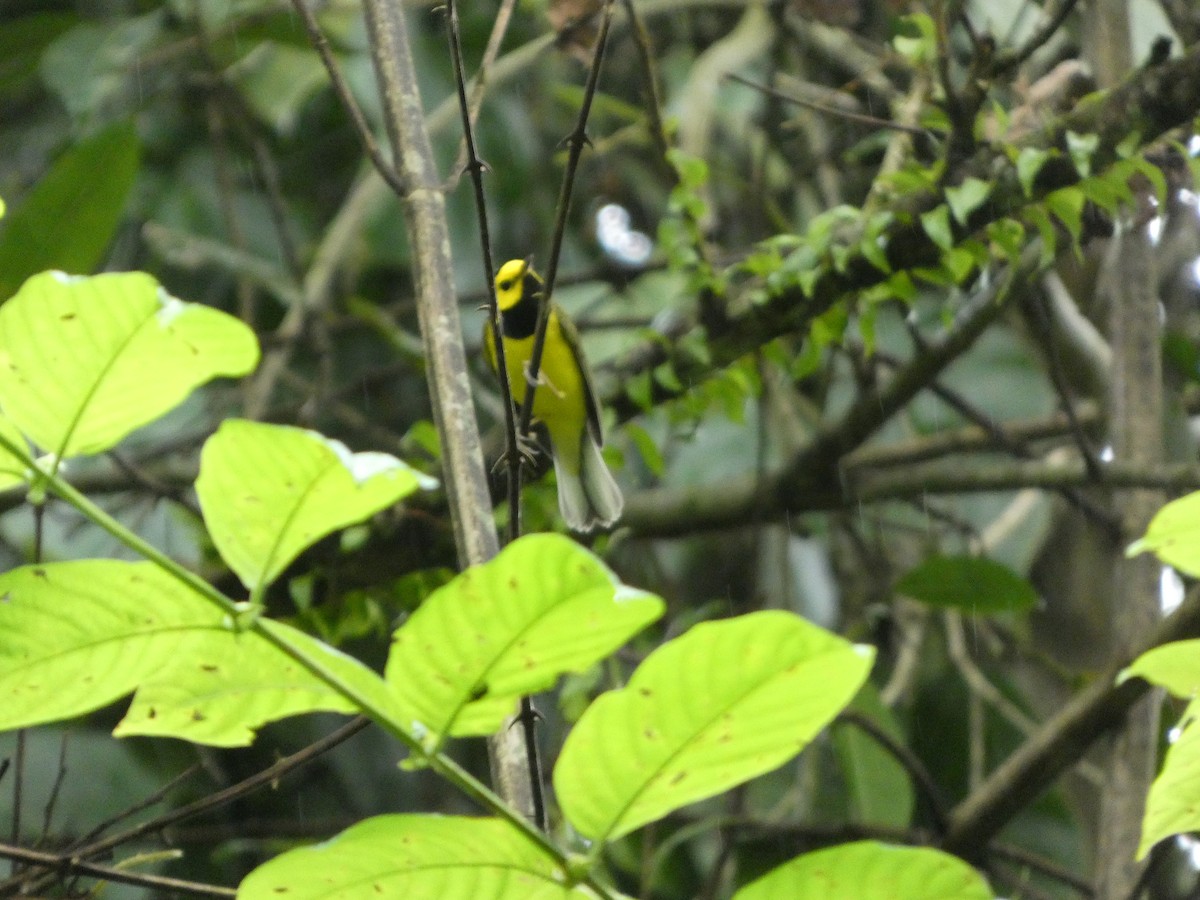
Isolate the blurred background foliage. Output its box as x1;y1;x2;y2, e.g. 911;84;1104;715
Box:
1;0;1200;897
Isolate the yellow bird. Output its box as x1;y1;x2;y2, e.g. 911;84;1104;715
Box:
483;258;623;532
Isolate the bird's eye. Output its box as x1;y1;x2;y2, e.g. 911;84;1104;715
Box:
498;279;513;292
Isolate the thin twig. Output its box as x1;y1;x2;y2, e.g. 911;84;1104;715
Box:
988;841;1094;895
837;711;950;833
288;0;407;195
726;72;930;136
38;733;70;843
991;0;1082;74
516;1;615;442
68;719;368;865
446;0;518;189
445;0;545;830
0;841;236;898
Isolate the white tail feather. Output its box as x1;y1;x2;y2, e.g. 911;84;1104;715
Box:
553;434;623;532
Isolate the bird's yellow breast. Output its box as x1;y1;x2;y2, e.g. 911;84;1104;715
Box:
485;307;589;469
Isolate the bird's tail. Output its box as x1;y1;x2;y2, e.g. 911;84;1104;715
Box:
554;433;623;533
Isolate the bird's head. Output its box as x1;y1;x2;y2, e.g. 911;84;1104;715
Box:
494;257;542;311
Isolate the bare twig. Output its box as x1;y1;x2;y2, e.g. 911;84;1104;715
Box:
516;1;615;442
0;841;235;898
837;711;950;833
287;0;407;196
726;72;930;136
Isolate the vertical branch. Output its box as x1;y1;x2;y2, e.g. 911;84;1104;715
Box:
359;0;535;821
1095;218;1164;896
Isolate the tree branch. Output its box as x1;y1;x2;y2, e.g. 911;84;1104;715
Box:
359;0;532;821
941;585;1200;856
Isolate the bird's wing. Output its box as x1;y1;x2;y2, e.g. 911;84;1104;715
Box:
557;307;604;445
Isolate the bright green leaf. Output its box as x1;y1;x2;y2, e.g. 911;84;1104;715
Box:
920;205;954;252
0;560;390;745
0;121;139;300
1137;718;1200;859
945;177;992;226
1016;147;1055;197
0;415;29;491
893;13;937;65
197;419;436;593
1127;491;1200;577
0;561;224;731
1066;131;1100;177
896;555;1037;613
733;841;991;900
986;218;1025;260
1044;187;1085;244
554;611;874;842
115;619;394;747
940;246;978;283
1024;206;1059;267
386;533;663;743
1124;640;1200;698
238;815;593;899
0;271;259;458
860;225;892;274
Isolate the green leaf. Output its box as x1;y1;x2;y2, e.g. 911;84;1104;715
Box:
1066;131;1100;178
834;686;915;828
238;815;593;899
896;555;1037;613
115;619;392;747
1044;187;1085;244
1079;163;1136;217
860;212;894;274
1024;205;1059;267
945;177;992;226
1131;156;1168;207
627;423;665;477
231;41;327;135
1127;491;1200;577
0;121;139;300
0;14;75;93
1016;147;1055;197
197;419;436;593
0;561;223;731
920;205;954;252
732;841;992;900
940;246;978;284
386;533;663;744
554;611;874;842
986;218;1025;260
1137;717;1200;859
893;13;937;65
0;271;258;458
0;559;390;745
1124;640;1200;698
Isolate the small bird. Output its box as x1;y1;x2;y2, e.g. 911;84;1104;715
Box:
484;258;623;532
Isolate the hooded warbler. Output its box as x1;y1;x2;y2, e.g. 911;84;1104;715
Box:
484;258;623;532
